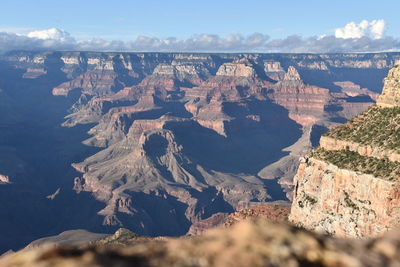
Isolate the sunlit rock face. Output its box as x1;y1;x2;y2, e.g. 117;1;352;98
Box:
377;64;400;107
290;64;400;238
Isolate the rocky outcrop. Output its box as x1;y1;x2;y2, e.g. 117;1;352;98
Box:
187;203;290;235
290;158;400;237
82;96;163;147
263;60;285;81
269;66;333;126
195;119;227;136
153;61;210;83
92;228;139;246
283;66;301;81
22;68;47;79
223;203;290;227
3;219;400;267
377;64;400;107
334;81;379;100
52;71;118;96
290;64;400;238
216;58;256;77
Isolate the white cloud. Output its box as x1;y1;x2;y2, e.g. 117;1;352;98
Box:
263;35;399;53
0;25;399;53
335;19;386;39
370;20;386;39
75;33;271;52
0;29;76;52
26;28;73;41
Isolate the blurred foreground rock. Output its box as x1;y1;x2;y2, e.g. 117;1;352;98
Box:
2;219;400;267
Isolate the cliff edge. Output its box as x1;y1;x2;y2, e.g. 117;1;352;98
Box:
290;65;400;238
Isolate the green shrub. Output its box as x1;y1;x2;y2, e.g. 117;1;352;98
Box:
343;191;359;210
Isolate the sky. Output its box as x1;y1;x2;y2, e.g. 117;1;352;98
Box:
0;0;399;53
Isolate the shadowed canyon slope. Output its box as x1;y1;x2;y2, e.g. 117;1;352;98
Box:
0;51;399;252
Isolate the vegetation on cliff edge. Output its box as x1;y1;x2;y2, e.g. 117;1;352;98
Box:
310;147;400;181
324;106;400;152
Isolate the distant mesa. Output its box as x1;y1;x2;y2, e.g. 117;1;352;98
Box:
216;58;257;78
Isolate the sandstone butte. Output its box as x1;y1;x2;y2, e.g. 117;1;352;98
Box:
290;64;400;238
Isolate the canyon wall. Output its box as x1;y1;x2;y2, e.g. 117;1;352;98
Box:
290;64;400;238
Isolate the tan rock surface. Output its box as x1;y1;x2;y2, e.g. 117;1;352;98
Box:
216;59;256;77
320;136;400;162
3;220;400;267
290;158;400;237
377;64;400;107
289;64;400;238
187;203;290;235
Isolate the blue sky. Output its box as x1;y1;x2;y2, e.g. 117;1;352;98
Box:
0;0;399;52
1;0;398;40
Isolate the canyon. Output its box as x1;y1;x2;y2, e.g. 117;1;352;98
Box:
0;51;399;253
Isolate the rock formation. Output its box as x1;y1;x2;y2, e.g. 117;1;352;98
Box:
187;202;290;235
269;66;331;126
290;64;400;238
67;57;377;234
216;58;257;77
377;64;400;107
264;60;285;81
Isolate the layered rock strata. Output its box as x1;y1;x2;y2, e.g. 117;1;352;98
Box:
290;65;400;238
68;58;374;233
